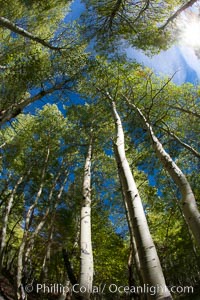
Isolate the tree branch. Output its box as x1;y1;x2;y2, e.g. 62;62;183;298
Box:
108;0;124;28
133;0;150;24
0;16;65;50
0;79;71;126
160;122;200;159
170;105;200;119
159;0;198;30
62;249;77;286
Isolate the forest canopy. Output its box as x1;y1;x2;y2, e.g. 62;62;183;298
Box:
0;1;200;300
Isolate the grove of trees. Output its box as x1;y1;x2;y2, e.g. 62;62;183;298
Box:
0;1;200;300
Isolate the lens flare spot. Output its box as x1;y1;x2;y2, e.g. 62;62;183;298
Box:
181;20;200;47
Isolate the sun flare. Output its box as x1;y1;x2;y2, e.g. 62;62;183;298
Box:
181;20;200;48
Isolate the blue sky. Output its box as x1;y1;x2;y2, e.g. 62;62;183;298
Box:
68;0;200;86
65;0;85;22
126;45;200;85
23;0;200;118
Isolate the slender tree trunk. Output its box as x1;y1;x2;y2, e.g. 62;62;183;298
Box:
114;146;142;289
0;175;24;270
62;249;77;286
22;203;52;285
79;139;94;300
40;225;54;282
127;100;200;246
173;193;200;268
40;169;69;283
16;149;50;300
128;244;140;300
111;99;172;300
24;168;65;264
16;204;40;300
4;218;21;271
6;248;18;274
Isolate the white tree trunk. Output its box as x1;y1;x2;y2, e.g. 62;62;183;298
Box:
111;99;172;300
24;167;68;264
40;169;69;282
79;141;93;300
129;100;200;246
16;149;50;300
114;146;142;286
40;225;54;282
0;175;24;269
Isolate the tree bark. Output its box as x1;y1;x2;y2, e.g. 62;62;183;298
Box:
0;175;24;270
114;143;142;279
4;218;21;271
16;149;50;300
24;167;67;267
40;225;54;283
62;249;78;286
111;99;172;300
127;99;200;246
39;170;69;283
79;139;94;300
160;124;200;159
0;16;63;50
159;0;198;30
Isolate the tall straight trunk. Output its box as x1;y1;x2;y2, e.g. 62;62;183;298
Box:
114;146;142;287
24;167;68;266
0;174;24;269
128;244;140;300
16;149;50;300
40;225;54;282
4;218;21;271
111;99;172;300
127;99;200;246
40;171;69;283
24;204;51;271
79;139;93;300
